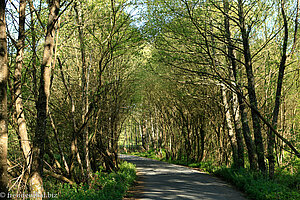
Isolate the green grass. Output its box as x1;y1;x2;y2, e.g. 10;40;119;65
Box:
215;167;300;200
129;149;300;200
47;161;136;200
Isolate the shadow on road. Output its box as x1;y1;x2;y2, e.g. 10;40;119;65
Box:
120;154;248;200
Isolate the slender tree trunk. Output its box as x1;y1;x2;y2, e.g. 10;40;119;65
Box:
238;92;258;170
0;1;9;197
268;0;289;178
135;123;138;147
291;0;299;54
124;125;127;152
49;112;70;175
145;120;149;150
29;1;60;198
151;116;155;149
139;123;146;150
197;123;205;162
223;0;257;170
223;0;244;168
237;0;266;173
74;2;92;183
221;85;239;166
29;0;38;101
58;58;84;178
231;53;257;170
232;92;245;168
15;0;31;175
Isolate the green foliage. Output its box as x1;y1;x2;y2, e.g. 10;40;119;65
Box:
273;167;300;191
50;161;136;200
131;148;164;160
187;162;219;173
214;168;300;200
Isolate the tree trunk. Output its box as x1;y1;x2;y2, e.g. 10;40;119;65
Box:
139;123;146;150
222;0;244;168
0;0;9;196
74;1;92;183
49;112;70;175
58;58;84;178
268;0;289;178
29;0;38;101
232;92;245;168
14;0;31;176
237;0;266;173
29;1;60;198
238;92;258;170
223;0;257;170
221;85;239;166
198;124;205;162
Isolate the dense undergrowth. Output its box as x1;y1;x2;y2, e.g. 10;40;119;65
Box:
129;149;300;200
45;161;136;200
215;167;300;200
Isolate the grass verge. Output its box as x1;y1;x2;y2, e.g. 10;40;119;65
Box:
128;149;300;200
215;167;300;200
47;161;136;200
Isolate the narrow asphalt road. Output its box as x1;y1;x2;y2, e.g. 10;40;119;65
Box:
120;154;248;200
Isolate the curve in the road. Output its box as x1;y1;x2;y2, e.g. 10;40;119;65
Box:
120;154;248;200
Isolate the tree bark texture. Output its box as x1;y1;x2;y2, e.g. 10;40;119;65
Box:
268;0;288;178
232;92;245;168
74;2;92;183
0;0;8;197
223;0;245;168
237;0;266;173
221;85;239;166
222;5;259;168
29;0;60;198
14;0;31;174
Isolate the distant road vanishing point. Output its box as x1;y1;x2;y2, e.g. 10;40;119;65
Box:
120;154;248;200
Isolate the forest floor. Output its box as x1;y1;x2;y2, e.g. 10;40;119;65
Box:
120;154;248;200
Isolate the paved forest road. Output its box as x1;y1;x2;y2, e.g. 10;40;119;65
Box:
120;154;248;200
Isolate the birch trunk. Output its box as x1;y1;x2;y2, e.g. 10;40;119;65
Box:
223;0;257;170
221;85;238;166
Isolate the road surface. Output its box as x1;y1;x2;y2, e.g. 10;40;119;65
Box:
120;154;248;200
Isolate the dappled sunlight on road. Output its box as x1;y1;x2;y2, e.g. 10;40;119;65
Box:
120;155;248;200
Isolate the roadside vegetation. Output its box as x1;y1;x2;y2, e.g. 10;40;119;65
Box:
128;149;299;200
45;161;136;200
